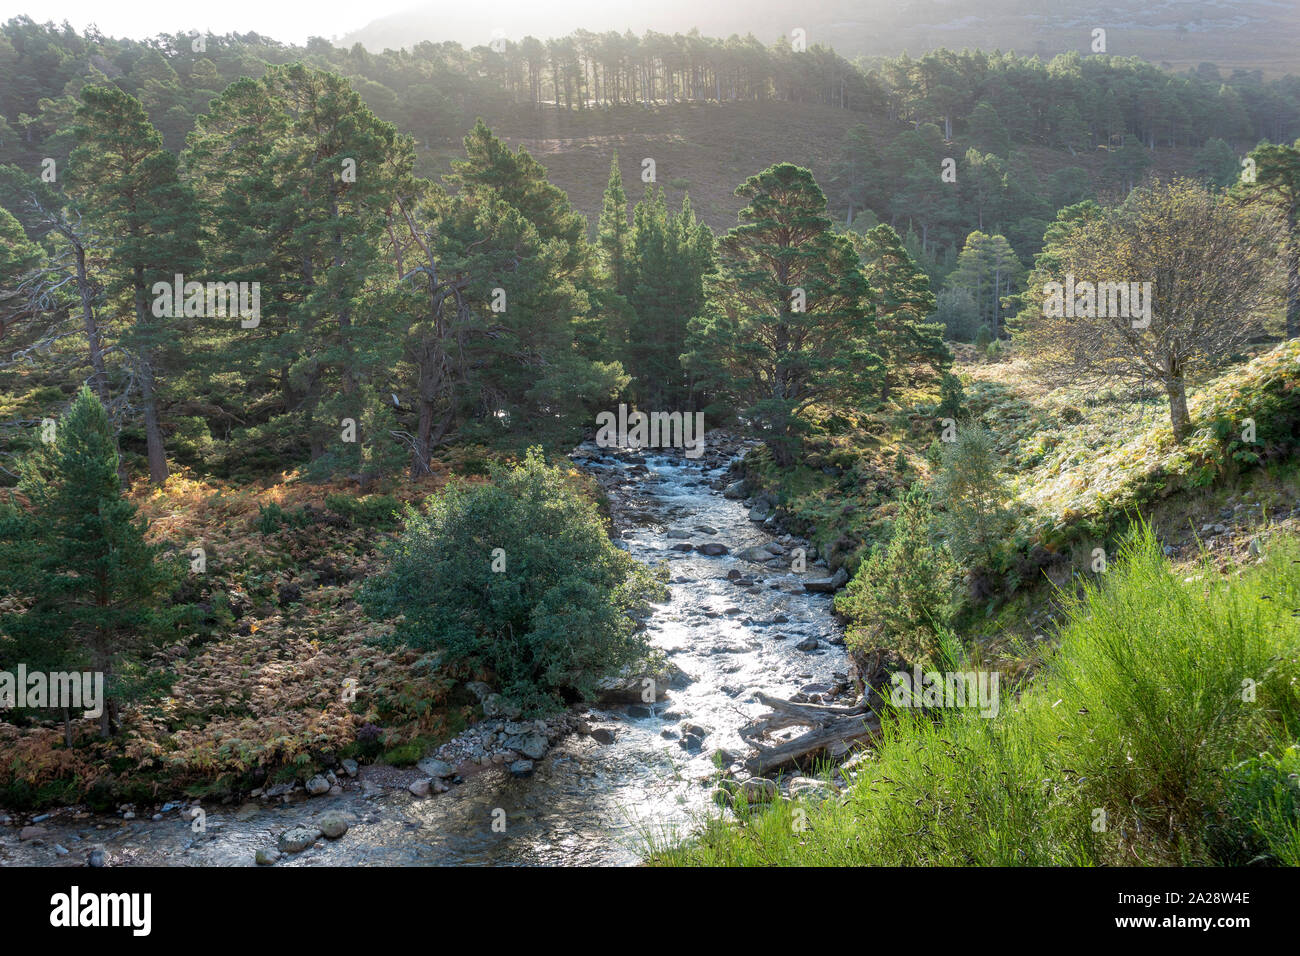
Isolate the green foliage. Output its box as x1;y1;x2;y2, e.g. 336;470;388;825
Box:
852;223;950;399
933;285;981;342
835;485;959;665
935;423;1015;570
684;163;879;466
936;372;966;419
325;493;403;530
1210;745;1300;865
622;188;715;406
253;502;305;535
360;448;668;715
0;388;191;733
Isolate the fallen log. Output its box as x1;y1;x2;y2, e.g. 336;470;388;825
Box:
743;712;882;776
741;688;884;775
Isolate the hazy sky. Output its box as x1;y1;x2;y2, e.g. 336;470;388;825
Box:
0;0;417;43
0;0;798;47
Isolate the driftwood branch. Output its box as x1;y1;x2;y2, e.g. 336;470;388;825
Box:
741;689;883;776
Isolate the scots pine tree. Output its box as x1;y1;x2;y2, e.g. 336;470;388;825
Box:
69;84;199;484
684;163;878;465
0;388;190;738
853;223;950;400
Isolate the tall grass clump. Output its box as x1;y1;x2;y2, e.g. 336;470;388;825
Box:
650;524;1300;866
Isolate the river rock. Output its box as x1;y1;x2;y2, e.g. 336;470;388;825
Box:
736;545;775;562
788;777;836;801
795;637;820;651
696;542;729;556
671;542;694;552
305;774;331;796
408;778;433;797
667;529;693;539
319;814;349;839
723;481;747;499
19;826;49;841
277;826;320;854
803;567;849;593
417;757;456;778
738;777;779;802
504;733;549;760
509;759;535;778
481;693;522;719
597;659;690;703
589;727;617;745
255;847;281;865
341;758;359;777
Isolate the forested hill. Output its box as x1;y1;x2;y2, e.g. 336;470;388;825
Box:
341;0;1300;76
3;17;1298;255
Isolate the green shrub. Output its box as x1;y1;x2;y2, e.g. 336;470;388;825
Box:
325;493;402;529
360;447;668;715
1209;745;1300;865
835;485;959;666
253;501;311;534
934;423;1015;571
936;372;966;420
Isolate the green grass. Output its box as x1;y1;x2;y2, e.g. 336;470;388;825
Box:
647;525;1300;866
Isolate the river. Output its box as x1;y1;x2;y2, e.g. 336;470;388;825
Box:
0;440;847;866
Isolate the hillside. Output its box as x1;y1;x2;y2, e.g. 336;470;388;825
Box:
419;101;1200;233
344;0;1300;75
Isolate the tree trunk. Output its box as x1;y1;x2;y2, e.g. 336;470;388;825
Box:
138;356;168;484
73;243;109;404
1166;375;1191;443
1287;230;1299;339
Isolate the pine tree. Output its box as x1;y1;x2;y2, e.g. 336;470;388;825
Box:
684;163;878;465
834;484;958;666
597;153;631;296
853;224;950;400
934;423;1014;570
0;388;190;738
1231;139;1300;339
69;84;199;484
948;230;1024;338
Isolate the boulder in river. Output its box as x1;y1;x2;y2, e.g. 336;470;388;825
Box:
319;814;350;839
803;567;849;593
277;826;321;854
417;757;456;779
597;658;691;703
509;759;535;778
696;542;729;556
